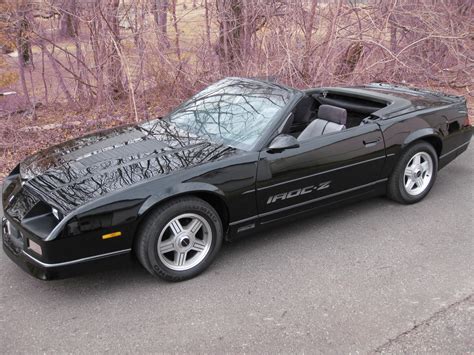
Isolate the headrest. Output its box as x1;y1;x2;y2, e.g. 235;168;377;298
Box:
318;104;347;125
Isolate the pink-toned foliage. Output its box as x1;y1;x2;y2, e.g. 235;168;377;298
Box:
0;0;472;179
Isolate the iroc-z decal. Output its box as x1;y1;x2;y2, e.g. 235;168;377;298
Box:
267;181;332;204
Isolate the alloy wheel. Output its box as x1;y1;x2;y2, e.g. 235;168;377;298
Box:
157;213;212;271
403;152;433;196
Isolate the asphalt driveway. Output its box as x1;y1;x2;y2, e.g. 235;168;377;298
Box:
1;145;473;353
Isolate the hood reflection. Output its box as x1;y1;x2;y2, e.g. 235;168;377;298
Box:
10;120;236;217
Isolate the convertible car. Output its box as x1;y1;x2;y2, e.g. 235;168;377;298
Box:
2;78;472;281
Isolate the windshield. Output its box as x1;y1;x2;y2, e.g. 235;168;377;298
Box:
164;78;292;150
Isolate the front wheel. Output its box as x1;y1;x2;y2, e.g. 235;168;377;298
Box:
135;197;223;281
387;142;438;204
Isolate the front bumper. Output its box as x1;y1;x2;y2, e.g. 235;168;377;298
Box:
2;217;133;280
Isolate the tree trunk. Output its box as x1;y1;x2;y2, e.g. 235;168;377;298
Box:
42;44;76;108
216;0;244;71
170;0;182;62
59;0;78;38
204;0;211;49
151;0;169;47
301;0;318;80
334;42;363;78
16;1;32;110
17;3;32;66
105;0;124;99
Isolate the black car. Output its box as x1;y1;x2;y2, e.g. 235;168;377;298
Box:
2;78;472;281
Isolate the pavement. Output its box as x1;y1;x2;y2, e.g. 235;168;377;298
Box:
1;145;473;354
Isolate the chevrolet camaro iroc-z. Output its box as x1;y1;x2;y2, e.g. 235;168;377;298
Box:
2;78;472;281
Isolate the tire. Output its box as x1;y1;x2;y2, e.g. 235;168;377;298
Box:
387;141;438;204
134;196;223;281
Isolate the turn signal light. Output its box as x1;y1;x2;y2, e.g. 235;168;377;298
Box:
102;231;122;240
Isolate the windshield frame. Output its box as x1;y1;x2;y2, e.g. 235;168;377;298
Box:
162;77;302;152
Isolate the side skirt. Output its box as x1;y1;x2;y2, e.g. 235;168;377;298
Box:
227;179;387;241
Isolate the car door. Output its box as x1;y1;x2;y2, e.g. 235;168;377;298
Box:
256;122;386;224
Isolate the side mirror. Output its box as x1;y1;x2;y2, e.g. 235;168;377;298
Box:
267;134;300;153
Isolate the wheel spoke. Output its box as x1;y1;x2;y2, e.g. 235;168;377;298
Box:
192;239;207;252
420;161;429;172
415;177;424;188
406;179;416;191
187;218;203;236
159;240;175;254
404;167;414;177
412;154;421;165
175;251;187;266
169;219;183;236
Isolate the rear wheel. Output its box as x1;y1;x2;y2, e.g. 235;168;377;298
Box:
387;142;438;204
135;197;223;281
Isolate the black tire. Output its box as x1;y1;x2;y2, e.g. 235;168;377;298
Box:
387;141;438;204
134;196;223;281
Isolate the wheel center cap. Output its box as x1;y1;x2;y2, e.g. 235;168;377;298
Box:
412;166;422;179
179;235;190;248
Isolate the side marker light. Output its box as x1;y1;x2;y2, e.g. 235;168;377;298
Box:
102;231;122;240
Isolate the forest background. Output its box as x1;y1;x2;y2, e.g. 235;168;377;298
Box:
0;0;472;179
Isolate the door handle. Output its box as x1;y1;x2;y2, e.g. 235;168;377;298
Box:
363;137;381;147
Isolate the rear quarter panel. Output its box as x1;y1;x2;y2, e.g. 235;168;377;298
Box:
379;101;471;177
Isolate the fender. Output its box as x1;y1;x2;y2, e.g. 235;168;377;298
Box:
380;127;443;179
138;182;227;217
402;128;442;150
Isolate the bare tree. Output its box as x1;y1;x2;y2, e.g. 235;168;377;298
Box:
14;0;33;110
300;0;319;80
16;0;32;66
151;0;169;47
2;0;474;180
104;0;125;99
5;0;473;119
216;0;244;70
59;0;78;38
215;0;284;71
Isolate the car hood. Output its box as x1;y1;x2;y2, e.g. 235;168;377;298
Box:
7;119;235;219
